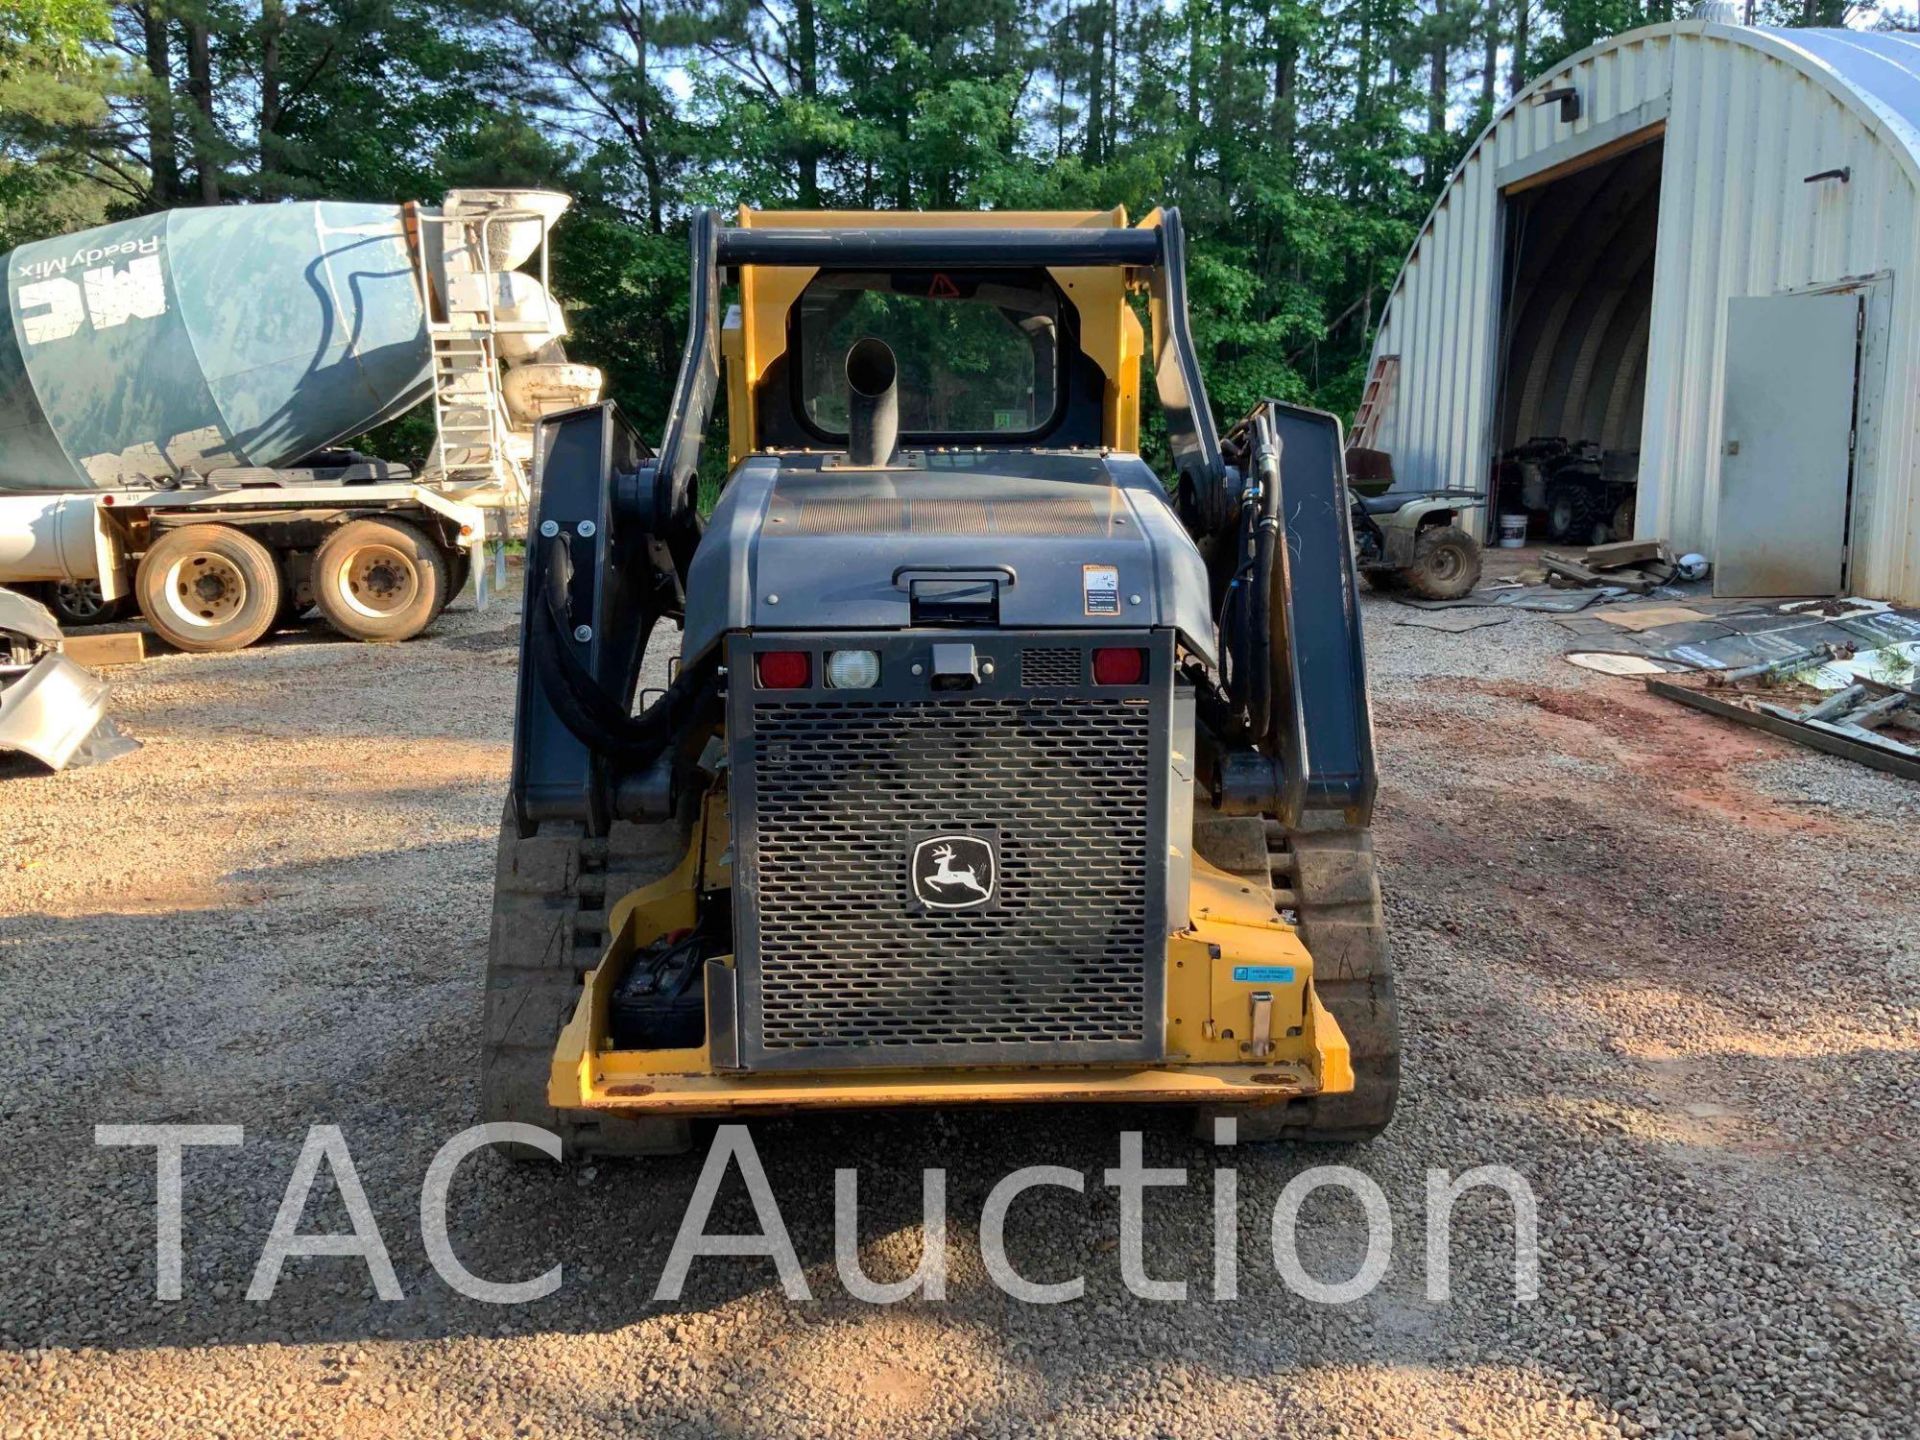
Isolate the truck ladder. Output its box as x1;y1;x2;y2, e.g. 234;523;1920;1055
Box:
412;197;533;504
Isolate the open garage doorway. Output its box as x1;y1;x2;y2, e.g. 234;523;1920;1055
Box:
1490;131;1663;547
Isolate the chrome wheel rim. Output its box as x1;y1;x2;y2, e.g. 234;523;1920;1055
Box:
54;580;108;621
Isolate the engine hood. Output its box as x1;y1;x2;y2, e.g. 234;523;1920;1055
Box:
681;450;1216;667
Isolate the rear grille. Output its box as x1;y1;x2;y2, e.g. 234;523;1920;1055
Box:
1020;647;1083;687
736;687;1160;1067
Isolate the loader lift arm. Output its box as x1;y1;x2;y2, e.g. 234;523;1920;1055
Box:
1214;402;1378;830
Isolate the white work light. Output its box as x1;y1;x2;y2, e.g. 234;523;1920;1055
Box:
825;648;882;689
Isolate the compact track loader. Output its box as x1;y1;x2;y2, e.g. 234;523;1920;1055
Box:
485;208;1398;1155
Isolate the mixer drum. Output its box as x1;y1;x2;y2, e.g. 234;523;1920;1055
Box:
0;203;431;492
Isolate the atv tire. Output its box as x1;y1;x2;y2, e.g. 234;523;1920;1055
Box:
1544;482;1599;545
1610;494;1636;543
1403;524;1482;601
481;799;696;1159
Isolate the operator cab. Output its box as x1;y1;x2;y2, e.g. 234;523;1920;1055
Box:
746;266;1103;455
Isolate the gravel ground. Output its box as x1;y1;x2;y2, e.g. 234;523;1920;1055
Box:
0;584;1915;1439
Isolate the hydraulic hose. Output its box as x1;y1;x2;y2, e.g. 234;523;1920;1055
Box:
534;535;718;765
1245;409;1283;744
1213;556;1248;734
1215;408;1284;743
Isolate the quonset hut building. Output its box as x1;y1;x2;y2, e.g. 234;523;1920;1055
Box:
1364;19;1920;603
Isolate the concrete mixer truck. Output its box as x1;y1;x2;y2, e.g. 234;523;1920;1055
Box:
0;189;602;651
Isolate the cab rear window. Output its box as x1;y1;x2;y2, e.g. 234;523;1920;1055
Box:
795;270;1062;438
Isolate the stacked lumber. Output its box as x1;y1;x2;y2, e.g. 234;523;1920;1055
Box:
1541;540;1677;594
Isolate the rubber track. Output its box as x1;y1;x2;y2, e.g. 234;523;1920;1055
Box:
481;803;693;1157
1251;820;1401;1141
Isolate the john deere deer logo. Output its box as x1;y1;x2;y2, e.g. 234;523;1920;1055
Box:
928;844;990;896
910;833;997;911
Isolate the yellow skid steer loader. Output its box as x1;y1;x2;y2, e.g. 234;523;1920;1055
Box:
484;208;1398;1155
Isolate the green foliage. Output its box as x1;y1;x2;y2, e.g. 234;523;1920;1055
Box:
0;0;1873;477
2;0;110;59
800;277;1052;432
0;0;116;249
1872;644;1917;686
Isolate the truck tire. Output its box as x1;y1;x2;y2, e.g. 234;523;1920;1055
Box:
136;524;283;653
1193;821;1400;1144
482;799;696;1160
1402;524;1482;600
313;518;447;643
443;547;473;612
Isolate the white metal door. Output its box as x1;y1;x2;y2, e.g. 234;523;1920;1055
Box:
1715;293;1860;597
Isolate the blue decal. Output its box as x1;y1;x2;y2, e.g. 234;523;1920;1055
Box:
1231;965;1296;984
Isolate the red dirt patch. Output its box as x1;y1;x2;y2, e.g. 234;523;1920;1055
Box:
1432;676;1844;837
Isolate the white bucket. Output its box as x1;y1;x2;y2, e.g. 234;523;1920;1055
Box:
1498;513;1528;548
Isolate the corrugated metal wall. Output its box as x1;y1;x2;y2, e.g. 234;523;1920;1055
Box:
1370;21;1920;604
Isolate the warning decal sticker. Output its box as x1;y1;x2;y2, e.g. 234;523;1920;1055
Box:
1082;564;1120;616
1232;965;1297;984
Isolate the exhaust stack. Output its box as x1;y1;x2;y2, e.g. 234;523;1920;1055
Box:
845;337;899;467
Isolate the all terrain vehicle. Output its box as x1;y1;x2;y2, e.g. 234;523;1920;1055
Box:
1499;436;1638;545
485;208;1398;1154
1349;490;1486;599
1344;449;1485;599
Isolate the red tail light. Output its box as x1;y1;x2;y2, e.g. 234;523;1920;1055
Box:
756;650;811;689
1092;647;1146;685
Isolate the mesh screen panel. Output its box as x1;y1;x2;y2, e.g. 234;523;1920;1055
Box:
1020;647;1083;687
742;694;1153;1061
